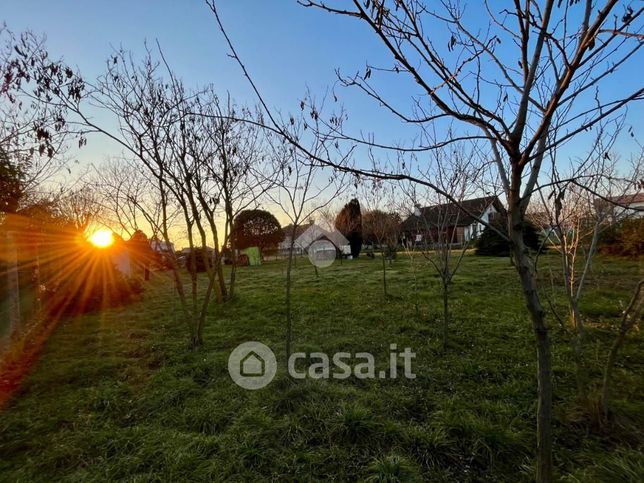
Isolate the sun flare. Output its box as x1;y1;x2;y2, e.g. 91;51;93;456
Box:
88;229;114;248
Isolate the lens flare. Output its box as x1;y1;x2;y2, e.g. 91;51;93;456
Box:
88;229;114;248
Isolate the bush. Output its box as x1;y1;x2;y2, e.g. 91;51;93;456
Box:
475;219;543;256
598;218;644;258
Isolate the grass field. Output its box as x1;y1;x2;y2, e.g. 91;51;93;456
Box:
0;253;642;481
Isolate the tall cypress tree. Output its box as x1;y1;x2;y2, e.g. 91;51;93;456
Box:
335;198;363;258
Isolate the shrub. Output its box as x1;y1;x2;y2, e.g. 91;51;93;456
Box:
475;219;543;256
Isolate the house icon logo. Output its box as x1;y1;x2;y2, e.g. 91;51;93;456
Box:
240;351;265;377
228;341;277;390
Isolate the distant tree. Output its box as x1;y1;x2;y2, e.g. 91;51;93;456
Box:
362;210;400;247
231;209;284;256
0;149;24;215
362;209;401;297
335;198;362;258
127;229;151;255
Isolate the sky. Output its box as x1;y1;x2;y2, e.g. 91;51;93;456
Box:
3;1;415;164
3;1;642;242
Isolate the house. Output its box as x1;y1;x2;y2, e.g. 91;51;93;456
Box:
295;224;350;254
401;195;504;246
150;237;175;254
279;222;313;255
595;193;644;221
147;238;176;270
279;222;350;256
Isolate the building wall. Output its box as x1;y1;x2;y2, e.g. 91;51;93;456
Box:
465;203;498;243
602;200;644;221
625;201;644;219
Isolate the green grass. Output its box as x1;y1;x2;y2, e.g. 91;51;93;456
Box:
0;253;642;481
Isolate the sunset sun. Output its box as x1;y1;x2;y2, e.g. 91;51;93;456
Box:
88;229;114;248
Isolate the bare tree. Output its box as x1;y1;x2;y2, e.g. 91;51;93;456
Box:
1;28;83;334
209;1;643;478
401;145;486;351
601;278;643;419
189;92;274;298
95;159;174;241
361;179;400;297
533;120;642;401
265;105;349;362
52;47;228;348
56;184;101;234
7;39;277;347
363;209;401;297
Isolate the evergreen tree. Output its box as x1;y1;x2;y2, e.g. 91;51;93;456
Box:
335;198;363;258
476;219;542;256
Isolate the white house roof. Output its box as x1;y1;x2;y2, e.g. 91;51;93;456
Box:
294;224;349;250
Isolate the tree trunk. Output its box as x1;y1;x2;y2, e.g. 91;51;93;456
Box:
569;304;587;401
509;209;553;483
5;230;21;335
381;253;387;297
190;269;199;348
442;281;449;352
228;249;237;299
285;242;295;363
195;277;215;349
601;331;624;420
563;250;588;402
216;253;227;302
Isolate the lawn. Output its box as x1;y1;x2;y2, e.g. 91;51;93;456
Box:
0;253;642;481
